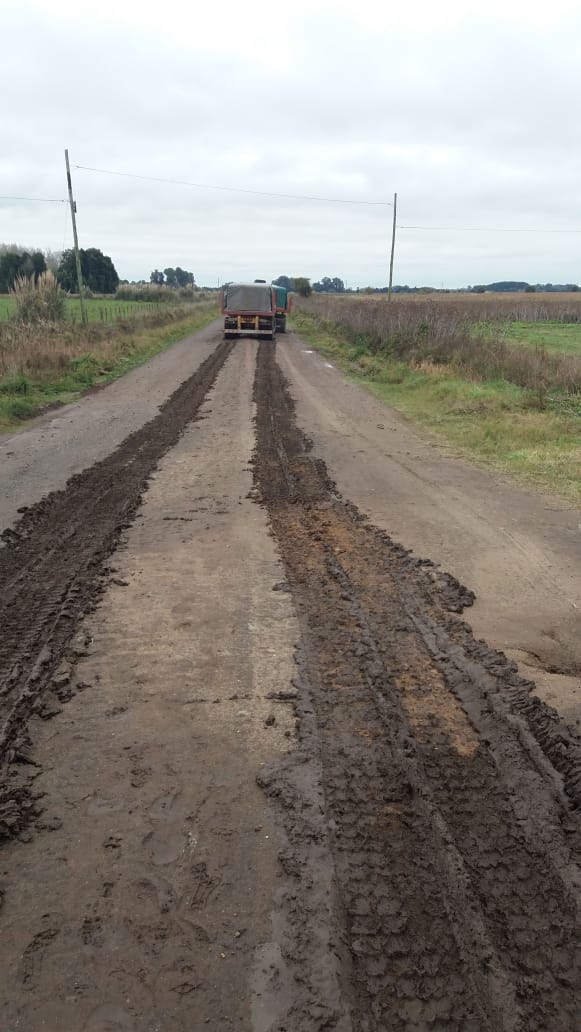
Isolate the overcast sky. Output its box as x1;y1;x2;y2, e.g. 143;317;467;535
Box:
2;0;581;288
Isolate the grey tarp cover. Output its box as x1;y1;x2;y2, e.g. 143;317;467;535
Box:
224;283;273;312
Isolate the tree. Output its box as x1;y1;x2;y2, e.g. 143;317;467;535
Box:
313;276;345;293
273;275;295;290
31;252;46;278
0;250;46;292
150;266;194;288
163;267;195;287
44;249;62;274
0;252;24;292
58;248;119;293
293;277;312;297
83;248;119;293
57;250;80;292
175;267;195;287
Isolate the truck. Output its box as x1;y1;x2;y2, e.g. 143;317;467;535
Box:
272;284;293;333
221;282;277;340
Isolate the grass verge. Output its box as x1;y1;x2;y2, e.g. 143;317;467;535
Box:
292;311;581;503
0;304;218;430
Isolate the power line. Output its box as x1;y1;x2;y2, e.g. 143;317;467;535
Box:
399;224;581;234
75;164;393;206
0;196;67;204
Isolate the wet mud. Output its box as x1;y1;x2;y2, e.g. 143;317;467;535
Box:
0;339;233;838
252;341;581;1032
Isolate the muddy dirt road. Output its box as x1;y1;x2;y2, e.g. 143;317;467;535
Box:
0;321;217;534
1;329;580;1030
276;340;581;724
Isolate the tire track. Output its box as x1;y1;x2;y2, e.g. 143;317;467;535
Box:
0;338;233;838
253;341;581;1032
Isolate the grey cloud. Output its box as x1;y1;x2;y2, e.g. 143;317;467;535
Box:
2;4;581;286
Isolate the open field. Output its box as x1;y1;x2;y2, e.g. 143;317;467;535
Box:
0;295;180;323
0;328;580;1030
505;320;581;354
354;290;581;320
327;291;581;342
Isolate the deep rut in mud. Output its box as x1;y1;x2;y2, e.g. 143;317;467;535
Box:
0;338;233;837
253;342;581;1032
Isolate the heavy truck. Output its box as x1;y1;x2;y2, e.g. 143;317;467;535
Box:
221;282;277;340
272;284;293;333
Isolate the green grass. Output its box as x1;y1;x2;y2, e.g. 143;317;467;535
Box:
0;296;169;323
292;312;581;503
0;305;218;429
502;321;581;355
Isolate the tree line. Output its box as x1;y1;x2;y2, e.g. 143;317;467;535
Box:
274;277;581;295
0;245;196;296
0;249;48;293
0;244;120;295
470;281;579;293
150;268;195;288
273;275;345;295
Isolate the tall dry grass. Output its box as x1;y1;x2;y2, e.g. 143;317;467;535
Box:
300;295;581;398
115;284;213;303
11;271;66;324
352;292;581;323
0;303;213;381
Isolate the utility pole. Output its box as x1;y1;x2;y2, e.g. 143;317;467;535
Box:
64;149;88;325
388;191;397;301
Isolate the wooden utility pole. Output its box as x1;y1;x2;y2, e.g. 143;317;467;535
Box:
388;191;397;300
64;149;88;325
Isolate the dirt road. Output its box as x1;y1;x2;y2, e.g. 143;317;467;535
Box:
1;327;580;1030
0;321;217;534
277;339;581;724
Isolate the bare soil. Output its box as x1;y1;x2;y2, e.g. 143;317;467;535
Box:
0;331;580;1030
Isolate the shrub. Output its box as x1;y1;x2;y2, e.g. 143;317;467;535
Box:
115;284;206;303
11;271;66;324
